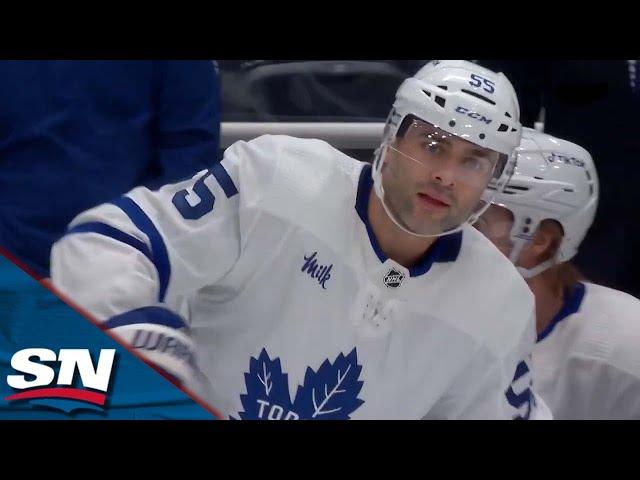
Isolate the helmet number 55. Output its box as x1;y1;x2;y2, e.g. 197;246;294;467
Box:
469;74;495;94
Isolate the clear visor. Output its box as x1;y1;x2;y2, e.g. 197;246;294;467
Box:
376;117;513;237
390;118;508;188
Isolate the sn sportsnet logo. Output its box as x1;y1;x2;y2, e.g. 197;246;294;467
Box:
5;348;116;413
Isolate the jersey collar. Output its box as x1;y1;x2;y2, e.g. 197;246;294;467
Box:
537;282;587;343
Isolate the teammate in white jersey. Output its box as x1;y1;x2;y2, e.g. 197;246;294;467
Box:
475;127;640;419
51;60;543;419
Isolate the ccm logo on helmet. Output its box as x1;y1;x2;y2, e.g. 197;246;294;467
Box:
455;106;493;125
5;348;116;408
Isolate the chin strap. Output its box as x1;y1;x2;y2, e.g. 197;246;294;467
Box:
378;189;464;238
516;259;556;279
509;236;557;279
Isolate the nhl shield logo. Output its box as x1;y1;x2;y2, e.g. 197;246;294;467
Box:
383;268;404;289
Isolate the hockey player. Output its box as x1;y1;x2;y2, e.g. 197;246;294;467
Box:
51;60;543;419
475;127;640;419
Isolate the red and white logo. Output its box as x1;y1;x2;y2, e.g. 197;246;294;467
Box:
5;348;116;408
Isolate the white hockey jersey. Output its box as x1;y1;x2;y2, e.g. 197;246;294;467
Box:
533;282;640;419
51;135;540;420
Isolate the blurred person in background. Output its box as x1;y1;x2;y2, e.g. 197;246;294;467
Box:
480;60;640;298
0;60;221;279
475;128;640;419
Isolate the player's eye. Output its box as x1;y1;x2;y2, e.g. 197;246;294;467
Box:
462;157;492;174
423;141;443;155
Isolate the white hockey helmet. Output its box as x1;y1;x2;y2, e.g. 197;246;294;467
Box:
491;127;599;277
372;60;523;236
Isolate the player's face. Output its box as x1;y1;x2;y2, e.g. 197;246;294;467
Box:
381;119;501;236
474;204;515;256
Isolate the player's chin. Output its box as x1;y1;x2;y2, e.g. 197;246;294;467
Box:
415;210;449;227
407;217;444;237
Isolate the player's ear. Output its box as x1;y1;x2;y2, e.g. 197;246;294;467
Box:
531;219;563;263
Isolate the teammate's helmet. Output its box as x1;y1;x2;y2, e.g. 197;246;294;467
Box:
372;60;523;237
492;127;599;273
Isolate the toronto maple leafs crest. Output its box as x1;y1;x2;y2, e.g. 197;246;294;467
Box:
232;348;364;420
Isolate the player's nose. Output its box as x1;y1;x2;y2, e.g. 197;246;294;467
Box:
429;157;456;187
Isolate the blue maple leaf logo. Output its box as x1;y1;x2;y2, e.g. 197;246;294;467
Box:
234;348;364;420
235;349;294;420
292;349;364;419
